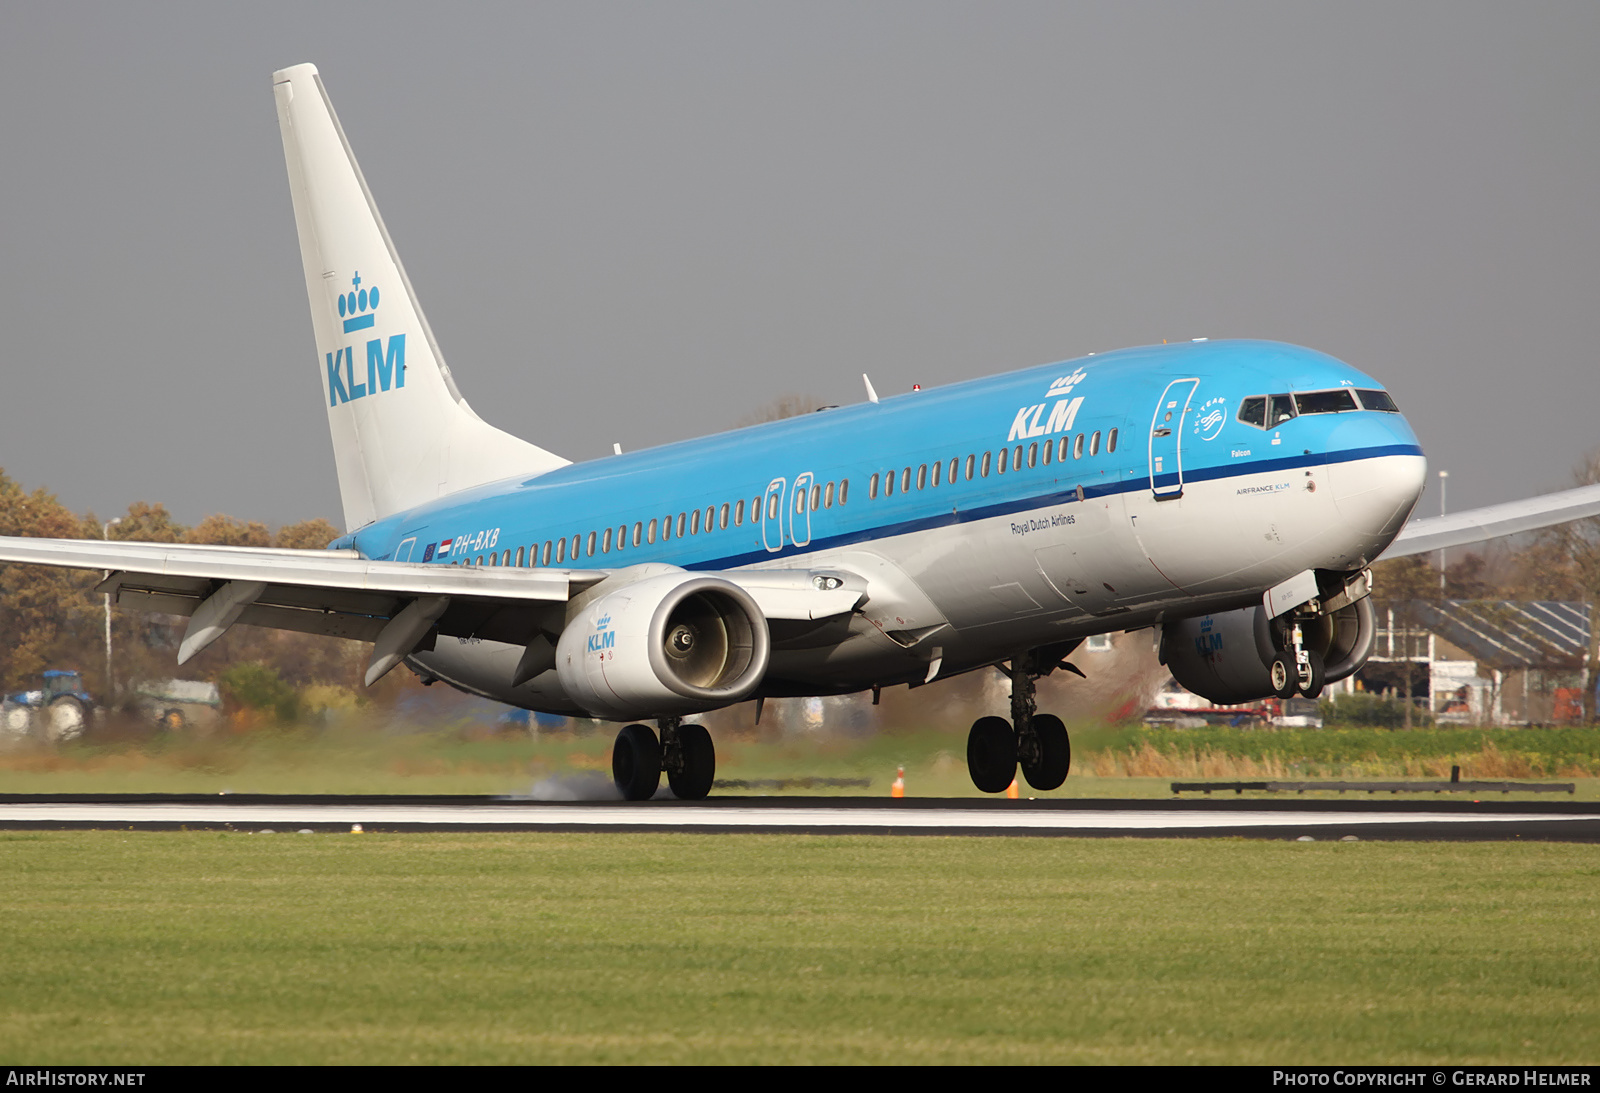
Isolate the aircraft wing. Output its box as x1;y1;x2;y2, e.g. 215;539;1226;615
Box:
1380;482;1600;560
0;536;864;677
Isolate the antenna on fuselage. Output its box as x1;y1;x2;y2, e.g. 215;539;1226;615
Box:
862;374;880;404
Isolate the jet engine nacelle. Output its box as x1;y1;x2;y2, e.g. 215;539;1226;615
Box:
556;572;770;721
1160;595;1375;705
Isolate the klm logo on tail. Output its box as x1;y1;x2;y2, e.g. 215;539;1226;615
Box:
327;272;405;406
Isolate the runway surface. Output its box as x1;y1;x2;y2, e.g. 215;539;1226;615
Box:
2;794;1596;840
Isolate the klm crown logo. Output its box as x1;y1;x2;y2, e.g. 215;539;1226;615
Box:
338;272;380;333
326;269;405;408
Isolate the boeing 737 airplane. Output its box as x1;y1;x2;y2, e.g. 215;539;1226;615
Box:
4;64;1600;799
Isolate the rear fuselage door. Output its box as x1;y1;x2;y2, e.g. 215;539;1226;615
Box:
1148;378;1200;500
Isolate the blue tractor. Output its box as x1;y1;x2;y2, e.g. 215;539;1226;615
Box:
1;669;96;743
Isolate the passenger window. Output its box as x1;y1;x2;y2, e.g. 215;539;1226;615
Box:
720;503;730;529
1028;442;1038;468
768;493;781;520
885;471;895;497
1238;396;1267;428
1058;437;1069;462
556;538;566;564
587;531;597;556
1295;389;1358;415
1074;433;1084;459
917;464;927;490
704;506;714;530
1014;445;1023;469
794;490;805;514
824;482;834;508
981;451;991;477
1268;394;1296;427
949;457;959;483
869;473;880;499
634;522;643;547
810;486;820;512
997;449;1007;475
839;479;849;504
647;519;657;545
1090;431;1100;456
1108;427;1118;453
602;527;613;553
692;508;702;535
901;468;911;493
542;541;552;565
965;454;976;481
735;499;745;525
1042;441;1053;466
516;546;525;567
932;461;942;487
572;534;581;559
662;515;673;541
489;553;498;567
1356;388;1399;413
614;526;626;551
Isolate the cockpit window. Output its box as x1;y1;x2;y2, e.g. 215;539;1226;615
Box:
1294;389;1359;415
1238;397;1266;428
1268;394;1297;427
1356;388;1399;412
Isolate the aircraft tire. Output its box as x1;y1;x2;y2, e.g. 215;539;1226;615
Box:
1022;713;1070;791
1298;650;1326;700
612;723;662;801
46;697;86;744
667;723;716;800
967;716;1018;794
1270;657;1298;699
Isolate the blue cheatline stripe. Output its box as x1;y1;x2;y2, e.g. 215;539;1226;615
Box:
343;314;375;333
680;442;1424;572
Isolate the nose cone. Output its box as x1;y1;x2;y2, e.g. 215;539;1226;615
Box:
1325;413;1427;557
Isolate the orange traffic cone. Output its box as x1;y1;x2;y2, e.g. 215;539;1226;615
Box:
1006;777;1019;799
891;766;906;798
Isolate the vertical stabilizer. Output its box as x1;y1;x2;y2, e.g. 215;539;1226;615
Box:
273;63;569;531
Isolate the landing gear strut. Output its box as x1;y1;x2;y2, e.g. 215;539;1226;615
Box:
1271;618;1326;700
966;653;1073;794
610;718;717;801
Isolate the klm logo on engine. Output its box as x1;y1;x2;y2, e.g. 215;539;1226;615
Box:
1193;616;1223;658
587;615;616;654
326;272;406;407
1007;367;1087;442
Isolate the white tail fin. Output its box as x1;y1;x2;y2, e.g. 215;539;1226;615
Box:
272;63;568;532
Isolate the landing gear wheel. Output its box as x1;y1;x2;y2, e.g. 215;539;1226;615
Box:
967;716;1018;794
46;697;86;744
612;723;662;801
667;723;716;800
1021;713;1071;791
1298;650;1326;700
1270;656;1298;699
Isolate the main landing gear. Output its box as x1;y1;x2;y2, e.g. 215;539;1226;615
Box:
611;718;716;801
967;655;1072;794
1268;617;1326;700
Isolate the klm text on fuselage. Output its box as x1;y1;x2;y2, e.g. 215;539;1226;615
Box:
327;334;406;406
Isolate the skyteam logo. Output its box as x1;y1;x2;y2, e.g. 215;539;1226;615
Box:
1008;368;1089;442
1192;396;1228;441
327;271;406;407
587;615;616;654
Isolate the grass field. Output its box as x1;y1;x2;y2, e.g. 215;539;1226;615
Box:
1;719;1596;799
0;832;1595;1064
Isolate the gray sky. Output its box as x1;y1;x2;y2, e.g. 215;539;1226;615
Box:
2;2;1596;529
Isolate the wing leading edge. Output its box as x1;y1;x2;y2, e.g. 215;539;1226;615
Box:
0;536;864;684
1380;482;1600;560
